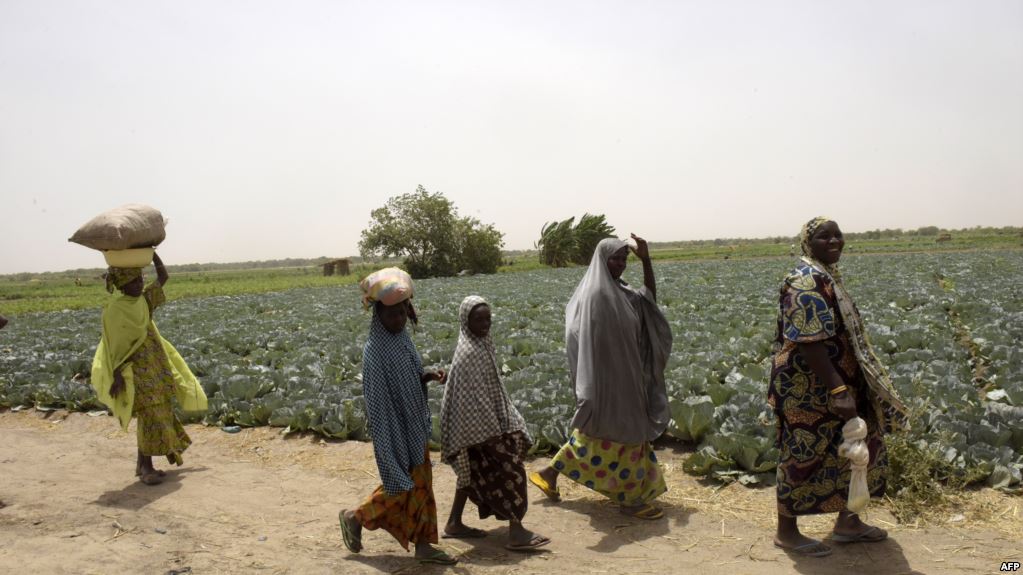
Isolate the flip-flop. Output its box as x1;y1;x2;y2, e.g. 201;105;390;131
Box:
505;534;551;552
774;540;832;557
528;471;561;502
139;472;164;486
338;510;362;553
621;504;664;520
442;527;487;539
831;525;887;544
417;549;458;565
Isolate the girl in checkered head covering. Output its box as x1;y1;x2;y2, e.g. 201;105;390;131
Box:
439;296;549;551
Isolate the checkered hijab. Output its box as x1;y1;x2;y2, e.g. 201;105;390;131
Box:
440;296;530;488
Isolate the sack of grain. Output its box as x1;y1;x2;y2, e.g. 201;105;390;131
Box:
359;267;414;308
69;204;166;251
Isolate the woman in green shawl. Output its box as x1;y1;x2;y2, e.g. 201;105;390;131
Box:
90;253;207;485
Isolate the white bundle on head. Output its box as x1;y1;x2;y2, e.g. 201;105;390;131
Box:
839;417;870;512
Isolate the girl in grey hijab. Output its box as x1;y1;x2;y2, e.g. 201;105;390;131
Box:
530;234;673;519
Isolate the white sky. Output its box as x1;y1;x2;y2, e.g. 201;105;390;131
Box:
1;0;1021;274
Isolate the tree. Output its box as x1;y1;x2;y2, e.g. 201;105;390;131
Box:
536;213;616;267
359;186;504;278
571;214;616;264
454;217;504;274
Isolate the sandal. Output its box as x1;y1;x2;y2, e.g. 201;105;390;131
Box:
417;549;458;565
528;471;561;502
338;510;362;553
621;504;663;520
832;525;887;544
774;540;832;557
505;534;551;552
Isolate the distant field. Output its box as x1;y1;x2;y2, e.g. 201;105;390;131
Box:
2;229;1019;315
0;267;365;315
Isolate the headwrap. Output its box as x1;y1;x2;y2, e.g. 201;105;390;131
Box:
799;216;838;275
361;305;431;495
564;238;673;444
796;217;909;432
359;267;413;309
105;267;143;293
440;296;530;488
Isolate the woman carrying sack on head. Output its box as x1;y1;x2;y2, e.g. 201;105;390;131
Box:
338;268;458;566
90;253;207;485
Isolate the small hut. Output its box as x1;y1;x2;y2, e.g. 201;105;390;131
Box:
322;258;351;276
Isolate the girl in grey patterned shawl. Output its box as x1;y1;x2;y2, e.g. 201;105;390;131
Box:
440;296;551;551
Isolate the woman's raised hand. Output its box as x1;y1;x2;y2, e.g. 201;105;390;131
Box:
630;233;650;261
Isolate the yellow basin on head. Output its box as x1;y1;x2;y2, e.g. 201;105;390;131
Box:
103;247;154;268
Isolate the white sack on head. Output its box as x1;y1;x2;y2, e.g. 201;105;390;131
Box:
69;204;166;251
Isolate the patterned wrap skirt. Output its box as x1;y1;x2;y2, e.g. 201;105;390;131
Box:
462;431;530;522
551;429;667;506
354;448;439;550
131;326;191;458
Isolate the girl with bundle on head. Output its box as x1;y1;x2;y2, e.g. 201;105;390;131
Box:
339;268;457;566
769;217;909;558
440;296;550;551
530;234;673;520
90;253;206;485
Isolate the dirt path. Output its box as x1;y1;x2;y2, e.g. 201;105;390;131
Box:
1;410;1019;575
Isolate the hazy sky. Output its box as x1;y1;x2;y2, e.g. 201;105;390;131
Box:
2;1;1021;274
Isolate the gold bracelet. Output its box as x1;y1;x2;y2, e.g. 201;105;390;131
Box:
830;385;848;396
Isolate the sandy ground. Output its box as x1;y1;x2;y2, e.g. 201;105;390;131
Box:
1;410;1020;575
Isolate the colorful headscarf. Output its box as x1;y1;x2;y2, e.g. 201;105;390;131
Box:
359;267;413;309
795;217;909;432
105;267;143;293
440;296;530;488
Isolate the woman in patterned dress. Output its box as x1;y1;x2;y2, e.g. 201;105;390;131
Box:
90;253;207;485
530;234;673;519
339;274;457;566
440;296;550;551
769;217;908;557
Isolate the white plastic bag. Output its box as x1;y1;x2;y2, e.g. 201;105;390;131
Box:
839;416;870;512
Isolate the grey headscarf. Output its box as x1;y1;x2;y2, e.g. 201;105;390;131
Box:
565;238;673;444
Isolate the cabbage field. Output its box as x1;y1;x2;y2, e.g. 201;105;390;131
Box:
2;251;1021;490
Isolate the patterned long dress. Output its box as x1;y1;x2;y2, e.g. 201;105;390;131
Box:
767;262;888;517
130;283;191;460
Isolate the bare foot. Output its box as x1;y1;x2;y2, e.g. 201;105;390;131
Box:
443;522;486;538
